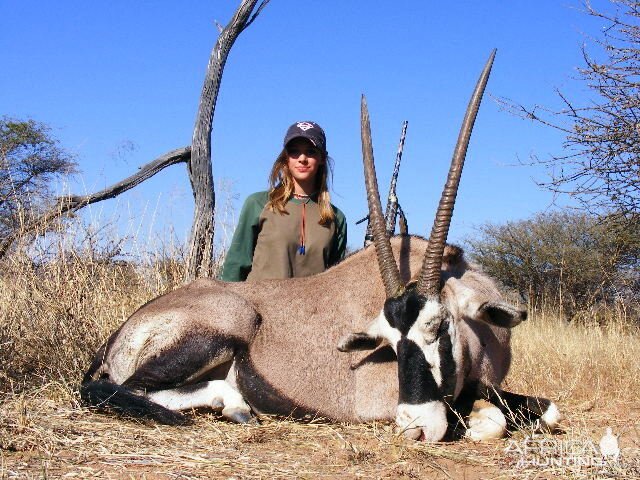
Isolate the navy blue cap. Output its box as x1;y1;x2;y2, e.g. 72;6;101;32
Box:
283;121;327;153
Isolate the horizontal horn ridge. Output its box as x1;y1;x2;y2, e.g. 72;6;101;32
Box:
417;49;497;298
361;95;404;298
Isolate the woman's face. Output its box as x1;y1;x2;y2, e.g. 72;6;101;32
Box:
286;138;325;192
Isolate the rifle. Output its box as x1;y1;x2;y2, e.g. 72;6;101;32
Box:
358;120;408;246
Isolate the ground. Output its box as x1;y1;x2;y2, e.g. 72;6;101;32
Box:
1;388;639;480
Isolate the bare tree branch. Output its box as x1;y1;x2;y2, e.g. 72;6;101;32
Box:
0;146;191;258
243;0;271;31
495;0;640;215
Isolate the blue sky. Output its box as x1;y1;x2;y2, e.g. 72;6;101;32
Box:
0;1;617;253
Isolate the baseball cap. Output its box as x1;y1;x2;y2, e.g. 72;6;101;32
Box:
283;121;327;153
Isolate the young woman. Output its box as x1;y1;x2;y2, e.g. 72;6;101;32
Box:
220;121;347;282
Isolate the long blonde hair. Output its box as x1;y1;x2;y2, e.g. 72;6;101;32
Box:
267;148;335;226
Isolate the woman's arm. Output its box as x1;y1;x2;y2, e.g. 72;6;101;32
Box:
220;192;268;281
329;207;348;266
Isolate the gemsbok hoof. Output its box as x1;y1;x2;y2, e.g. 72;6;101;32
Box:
465;400;507;441
222;407;257;424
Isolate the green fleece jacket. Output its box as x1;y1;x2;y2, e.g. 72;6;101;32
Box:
221;191;347;282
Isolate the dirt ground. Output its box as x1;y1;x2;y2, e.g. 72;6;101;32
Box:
1;392;639;480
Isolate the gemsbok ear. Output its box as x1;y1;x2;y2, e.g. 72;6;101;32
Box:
337;332;383;352
477;301;527;328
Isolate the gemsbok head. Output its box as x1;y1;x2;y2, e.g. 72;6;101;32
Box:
339;50;557;441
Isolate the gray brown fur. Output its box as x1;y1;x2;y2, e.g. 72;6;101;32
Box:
83;236;518;423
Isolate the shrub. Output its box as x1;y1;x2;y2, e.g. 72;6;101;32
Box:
466;211;639;323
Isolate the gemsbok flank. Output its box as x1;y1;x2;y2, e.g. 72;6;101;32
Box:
81;50;560;442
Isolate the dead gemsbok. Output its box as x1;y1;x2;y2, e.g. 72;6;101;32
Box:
81;50;559;441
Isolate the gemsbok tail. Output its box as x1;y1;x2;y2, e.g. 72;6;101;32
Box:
80;380;192;426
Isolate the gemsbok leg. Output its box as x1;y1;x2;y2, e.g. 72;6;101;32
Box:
81;287;259;425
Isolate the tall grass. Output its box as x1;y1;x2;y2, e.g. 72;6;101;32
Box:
0;219;186;391
506;308;640;408
0;180;239;393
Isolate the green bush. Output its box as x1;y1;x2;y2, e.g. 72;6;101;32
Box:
466;211;639;323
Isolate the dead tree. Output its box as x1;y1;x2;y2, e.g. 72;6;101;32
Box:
1;0;270;283
186;0;270;280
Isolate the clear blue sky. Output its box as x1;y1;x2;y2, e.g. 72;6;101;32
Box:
0;1;616;254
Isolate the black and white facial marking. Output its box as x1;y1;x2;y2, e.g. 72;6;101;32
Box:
374;288;458;441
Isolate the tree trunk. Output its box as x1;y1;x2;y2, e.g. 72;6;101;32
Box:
185;0;269;281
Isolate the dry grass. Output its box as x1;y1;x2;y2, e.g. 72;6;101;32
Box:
1;382;638;479
0;179;238;391
0;385;502;479
501;312;640;479
1;209;639;478
0;221;186;392
505;311;640;411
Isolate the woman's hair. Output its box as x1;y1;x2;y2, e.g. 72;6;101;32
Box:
267;148;335;226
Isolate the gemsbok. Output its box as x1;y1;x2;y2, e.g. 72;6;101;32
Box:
81;50;560;442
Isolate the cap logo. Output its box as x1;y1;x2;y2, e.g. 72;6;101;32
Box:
296;122;314;131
